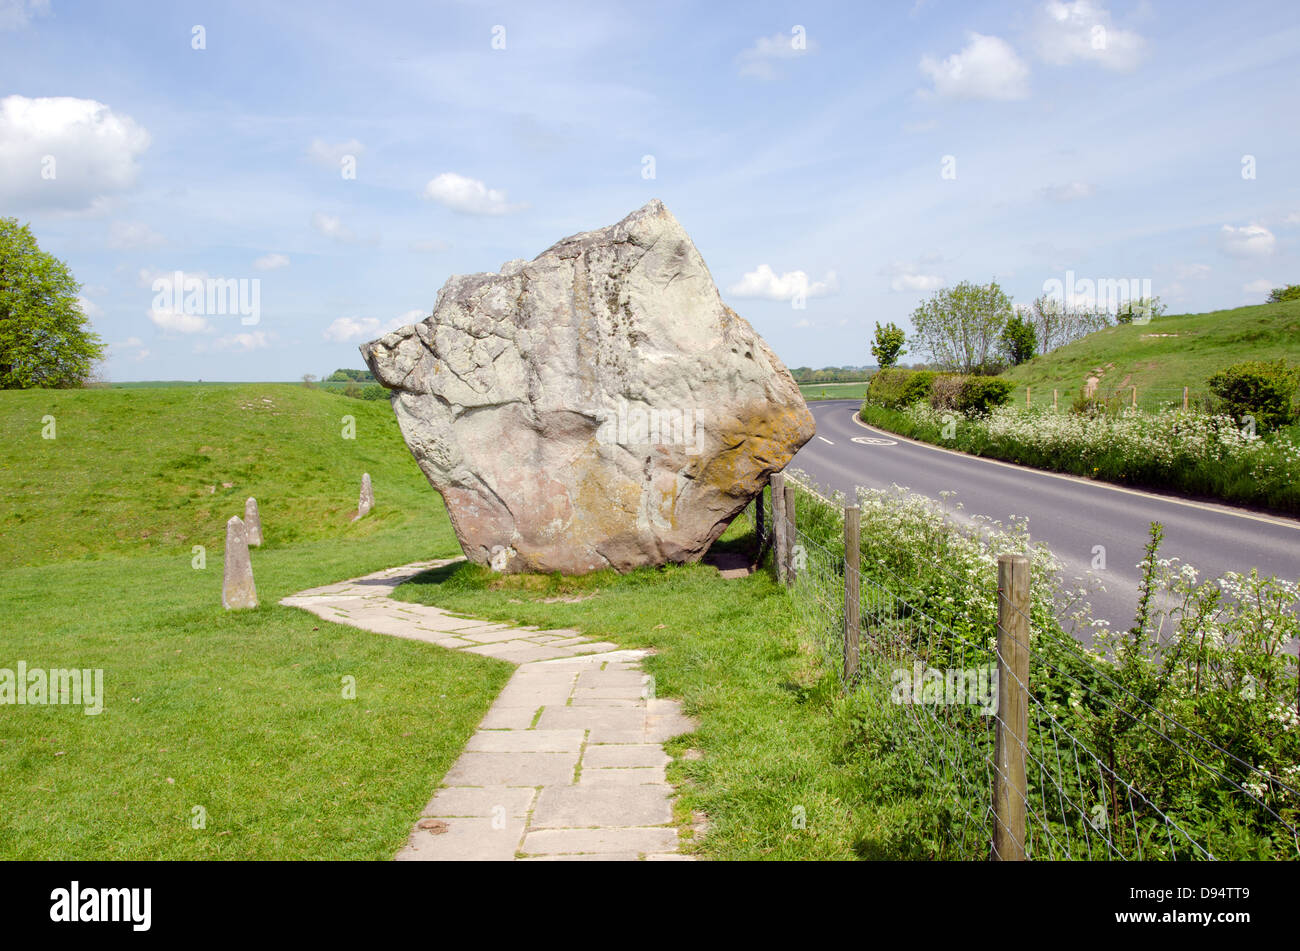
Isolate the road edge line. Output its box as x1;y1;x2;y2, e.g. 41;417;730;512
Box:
844;406;1300;532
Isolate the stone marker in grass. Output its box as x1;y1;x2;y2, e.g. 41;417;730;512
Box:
222;516;258;610
353;473;373;521
244;497;263;546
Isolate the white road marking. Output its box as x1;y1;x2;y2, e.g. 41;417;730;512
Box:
851;436;897;446
845;410;1300;531
817;436;834;445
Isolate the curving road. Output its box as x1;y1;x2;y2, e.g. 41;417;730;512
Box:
790;400;1300;634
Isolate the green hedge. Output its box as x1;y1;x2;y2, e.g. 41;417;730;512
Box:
1207;360;1299;431
864;368;1012;416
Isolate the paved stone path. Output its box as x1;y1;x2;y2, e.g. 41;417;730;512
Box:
282;560;697;861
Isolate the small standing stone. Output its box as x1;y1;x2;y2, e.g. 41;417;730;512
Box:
353;473;374;521
222;516;258;610
244;497;263;546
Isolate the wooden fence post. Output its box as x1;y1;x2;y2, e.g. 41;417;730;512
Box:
993;552;1030;861
1025;386;1031;408
1052;389;1058;412
1182;386;1189;411
844;505;861;684
771;473;786;584
1131;385;1137;408
783;483;797;587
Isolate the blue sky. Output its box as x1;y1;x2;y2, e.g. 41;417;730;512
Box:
2;0;1297;380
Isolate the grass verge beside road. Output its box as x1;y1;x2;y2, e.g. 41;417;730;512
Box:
859;402;1300;515
392;526;954;860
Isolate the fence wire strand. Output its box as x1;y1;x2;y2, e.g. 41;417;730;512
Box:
746;472;1300;861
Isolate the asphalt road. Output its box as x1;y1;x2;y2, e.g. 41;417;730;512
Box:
790;400;1300;634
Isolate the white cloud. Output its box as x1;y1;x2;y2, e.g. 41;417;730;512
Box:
727;265;839;302
1218;223;1275;258
919;34;1030;101
323;311;419;343
0;95;150;212
110;335;150;361
137;267;211;290
77;296;103;319
891;272;945;293
253;252;290;270
1039;182;1095;202
422;172;524;215
307;137;364;166
107;220;165;250
0;0;49;30
1242;279;1277;297
737;29;817;80
880;260;945;293
1284;211;1300;226
409;238;450;252
148;309;211;335
215;331;269;352
1029;1;1146;71
311;211;357;242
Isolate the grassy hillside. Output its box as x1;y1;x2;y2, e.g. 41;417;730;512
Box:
0;383;513;859
1001;300;1300;411
0;383;433;570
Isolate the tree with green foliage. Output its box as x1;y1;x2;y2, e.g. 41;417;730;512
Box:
0;218;105;388
910;280;1012;374
999;314;1037;365
870;321;907;369
1115;296;1166;324
1266;284;1300;303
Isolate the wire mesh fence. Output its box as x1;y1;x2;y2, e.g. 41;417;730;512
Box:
740;471;1300;860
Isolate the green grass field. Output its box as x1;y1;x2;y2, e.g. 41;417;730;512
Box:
0;383;511;859
1001;300;1300;411
798;381;870;401
0;381;942;860
0;383;430;569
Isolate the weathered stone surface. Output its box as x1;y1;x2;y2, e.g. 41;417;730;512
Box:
353;473;373;521
243;497;262;546
222;516;257;610
361;200;814;574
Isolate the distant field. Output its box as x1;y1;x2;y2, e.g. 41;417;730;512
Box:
798;381;871;401
1000;300;1300;411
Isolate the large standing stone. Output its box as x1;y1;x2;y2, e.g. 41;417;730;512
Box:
244;497;263;546
222;516;258;610
353;473;373;521
361;199;815;574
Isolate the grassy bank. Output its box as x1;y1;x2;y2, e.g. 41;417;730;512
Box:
859;402;1300;515
1002;300;1300;411
0;384;510;859
0;383;427;569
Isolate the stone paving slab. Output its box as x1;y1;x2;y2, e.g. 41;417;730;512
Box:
282;560;699;861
